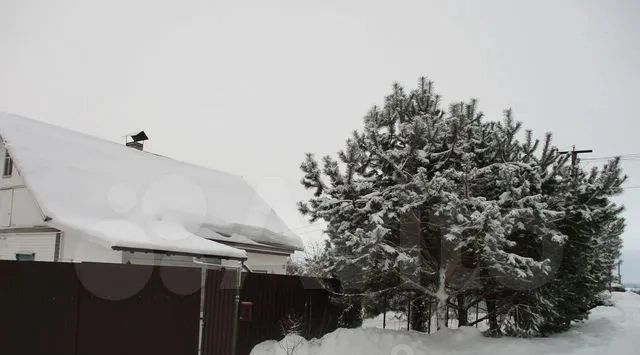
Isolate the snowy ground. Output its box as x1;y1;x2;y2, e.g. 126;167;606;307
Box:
251;292;640;355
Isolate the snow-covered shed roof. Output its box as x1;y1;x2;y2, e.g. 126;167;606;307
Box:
0;113;304;259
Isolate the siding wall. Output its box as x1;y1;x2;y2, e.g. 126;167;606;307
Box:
0;144;44;228
0;145;26;189
243;251;289;274
0;143;59;262
58;230;123;264
0;232;56;261
10;188;45;226
0;190;11;226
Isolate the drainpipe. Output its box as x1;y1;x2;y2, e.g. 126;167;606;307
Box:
231;260;246;355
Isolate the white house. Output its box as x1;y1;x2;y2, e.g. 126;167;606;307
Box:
0;113;304;274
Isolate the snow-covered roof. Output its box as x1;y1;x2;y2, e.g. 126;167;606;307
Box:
0;113;304;259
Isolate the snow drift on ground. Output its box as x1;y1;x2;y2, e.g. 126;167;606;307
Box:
0;113;303;258
251;291;640;355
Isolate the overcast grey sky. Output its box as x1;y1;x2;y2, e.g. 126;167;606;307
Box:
1;0;639;282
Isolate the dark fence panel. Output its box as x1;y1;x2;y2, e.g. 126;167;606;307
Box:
302;277;341;340
234;273;340;355
0;261;201;355
75;263;201;355
236;273;304;355
0;261;79;355
201;268;239;355
0;261;341;355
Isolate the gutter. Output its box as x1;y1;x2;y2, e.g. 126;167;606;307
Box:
210;239;297;256
111;246;248;262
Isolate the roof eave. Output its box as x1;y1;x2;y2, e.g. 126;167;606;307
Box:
211;239;301;255
111;246;248;261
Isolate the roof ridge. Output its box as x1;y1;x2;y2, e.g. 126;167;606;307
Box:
0;111;244;180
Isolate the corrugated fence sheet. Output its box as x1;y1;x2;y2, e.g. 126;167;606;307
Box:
0;261;340;355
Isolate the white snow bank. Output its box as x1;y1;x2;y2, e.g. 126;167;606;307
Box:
0;113;303;258
251;292;640;355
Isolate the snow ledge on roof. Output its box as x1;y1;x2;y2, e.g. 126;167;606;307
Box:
0;112;303;258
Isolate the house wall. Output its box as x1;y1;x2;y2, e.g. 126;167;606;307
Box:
0;146;45;228
0;143;124;264
121;249;290;274
0;232;57;261
0;144;60;261
58;229;123;264
242;251;290;274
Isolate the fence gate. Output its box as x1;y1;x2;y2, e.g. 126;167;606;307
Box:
201;270;340;355
200;268;239;355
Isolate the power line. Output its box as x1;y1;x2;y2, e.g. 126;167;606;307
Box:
288;221;326;232
295;228;327;235
582;153;640;161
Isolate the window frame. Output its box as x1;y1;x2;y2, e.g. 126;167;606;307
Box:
3;150;13;177
15;252;35;261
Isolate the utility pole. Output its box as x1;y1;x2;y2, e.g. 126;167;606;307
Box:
559;145;593;176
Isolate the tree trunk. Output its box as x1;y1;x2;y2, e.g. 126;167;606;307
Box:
486;297;500;335
435;267;448;331
436;297;448;330
456;293;468;326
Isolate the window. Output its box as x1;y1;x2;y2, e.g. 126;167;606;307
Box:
3;151;12;177
15;253;35;261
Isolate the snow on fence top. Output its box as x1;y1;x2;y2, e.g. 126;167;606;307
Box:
0;113;304;258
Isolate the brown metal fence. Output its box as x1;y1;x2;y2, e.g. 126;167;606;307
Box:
74;263;201;355
0;261;79;355
0;261;201;355
0;261;340;355
201;268;239;355
201;271;340;355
